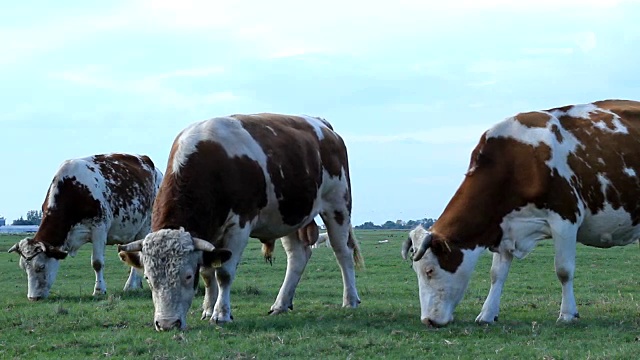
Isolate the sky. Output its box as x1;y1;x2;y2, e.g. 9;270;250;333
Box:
1;0;639;226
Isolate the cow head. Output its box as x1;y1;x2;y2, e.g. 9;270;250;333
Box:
402;225;485;326
117;227;232;331
8;238;68;300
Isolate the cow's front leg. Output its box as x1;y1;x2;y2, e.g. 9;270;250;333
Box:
476;251;513;324
210;230;248;324
269;233;312;315
553;229;579;322
91;229;108;296
200;266;217;320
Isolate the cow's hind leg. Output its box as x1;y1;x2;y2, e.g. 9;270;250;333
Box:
269;231;312;315
91;227;108;296
476;251;513;324
321;211;361;308
552;223;580;322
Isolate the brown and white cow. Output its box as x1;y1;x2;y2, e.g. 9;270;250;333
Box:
118;114;363;331
402;99;640;326
8;153;163;300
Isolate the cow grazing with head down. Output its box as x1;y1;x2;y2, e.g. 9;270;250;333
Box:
118;114;363;331
402;99;640;327
8;153;163;300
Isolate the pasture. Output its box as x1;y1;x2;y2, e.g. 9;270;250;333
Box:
1;230;639;359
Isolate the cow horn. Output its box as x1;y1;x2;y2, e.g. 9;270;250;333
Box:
193;237;215;252
401;237;412;260
118;240;144;252
412;233;433;261
8;243;19;253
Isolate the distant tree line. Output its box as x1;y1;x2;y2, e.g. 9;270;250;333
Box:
12;210;43;226
355;218;436;230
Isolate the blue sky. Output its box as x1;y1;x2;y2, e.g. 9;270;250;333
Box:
1;0;639;226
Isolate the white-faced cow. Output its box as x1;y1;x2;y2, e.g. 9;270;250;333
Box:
8;153;163;300
312;232;331;249
118;114;363;331
402;99;640;326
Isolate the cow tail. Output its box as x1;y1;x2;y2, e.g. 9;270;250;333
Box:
349;227;365;270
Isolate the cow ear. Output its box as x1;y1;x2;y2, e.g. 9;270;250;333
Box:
202;248;233;268
401;236;413;260
119;251;143;270
45;245;68;260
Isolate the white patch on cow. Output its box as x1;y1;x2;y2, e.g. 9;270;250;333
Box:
265;126;278;136
597;173;610;196
302;115;327;140
409;225;486;326
172;117;269;174
498;204;553;259
487;115;582;181
623;167;636;177
550;103;598;119
578;202;640;247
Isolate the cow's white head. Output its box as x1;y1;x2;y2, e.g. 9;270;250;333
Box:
8;238;68;300
118;228;232;331
402;225;484;327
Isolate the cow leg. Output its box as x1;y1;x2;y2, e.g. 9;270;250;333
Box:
553;227;580;322
269;232;312;315
476;251;513;324
122;266;143;291
210;228;249;324
200;266;218;320
91;228;108;296
322;212;361;308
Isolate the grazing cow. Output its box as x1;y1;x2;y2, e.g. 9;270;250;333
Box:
118;114;363;331
8;153;163;300
312;232;331;248
402;99;640;326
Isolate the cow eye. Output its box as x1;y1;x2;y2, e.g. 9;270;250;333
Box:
185;274;193;282
35;264;45;273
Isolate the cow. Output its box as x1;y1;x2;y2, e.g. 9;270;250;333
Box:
402;99;640;327
8;153;163;300
117;114;363;331
312;232;331;248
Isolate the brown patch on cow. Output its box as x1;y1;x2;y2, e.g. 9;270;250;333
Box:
119;251;143;269
333;211;345;226
550;124;564;143
93;154;157;222
92;259;103;272
432;100;640;273
215;268;231;286
236;115;325;226
152;140;268;238
514;111;550;128
37;176;103;247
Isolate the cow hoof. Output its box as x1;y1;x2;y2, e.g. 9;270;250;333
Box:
557;313;580;323
268;307;289;316
212;315;233;324
201;310;213;320
93;289;107;296
475;313;499;324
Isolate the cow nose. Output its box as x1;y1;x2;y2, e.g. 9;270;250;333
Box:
155;319;182;331
422;318;444;328
28;296;42;302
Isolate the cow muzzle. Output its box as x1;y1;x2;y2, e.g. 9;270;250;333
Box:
154;318;183;331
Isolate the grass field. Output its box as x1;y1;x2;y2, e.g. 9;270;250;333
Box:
1;230;639;359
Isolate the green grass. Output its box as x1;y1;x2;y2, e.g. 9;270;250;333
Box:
1;230;639;359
